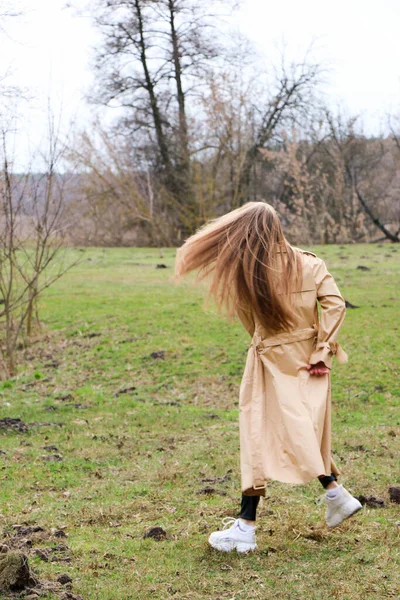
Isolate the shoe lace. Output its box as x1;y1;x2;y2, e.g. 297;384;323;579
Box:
220;517;237;530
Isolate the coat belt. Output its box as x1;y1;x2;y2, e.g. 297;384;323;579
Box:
253;326;318;354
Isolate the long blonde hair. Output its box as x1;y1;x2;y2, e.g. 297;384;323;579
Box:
175;202;302;334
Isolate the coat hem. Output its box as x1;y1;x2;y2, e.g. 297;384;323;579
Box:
242;468;342;494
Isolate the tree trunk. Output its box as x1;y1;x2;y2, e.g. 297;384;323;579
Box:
135;0;175;188
168;0;196;231
347;166;400;243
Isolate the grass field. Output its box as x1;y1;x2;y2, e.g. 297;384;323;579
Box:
0;244;399;600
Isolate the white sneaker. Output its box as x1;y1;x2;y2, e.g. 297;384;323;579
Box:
325;485;362;528
208;518;257;553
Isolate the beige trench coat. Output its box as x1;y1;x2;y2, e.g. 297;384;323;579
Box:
239;250;348;496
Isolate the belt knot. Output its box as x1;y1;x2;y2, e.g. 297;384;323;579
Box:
329;341;348;364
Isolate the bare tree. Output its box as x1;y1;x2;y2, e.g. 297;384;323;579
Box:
260;131;333;243
87;0;236;237
326;113;400;243
0;0;25;109
196;66;256;213
68;120;174;246
235;59;322;205
184;47;323;217
0;116;80;377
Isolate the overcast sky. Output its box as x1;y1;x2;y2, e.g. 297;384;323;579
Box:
2;0;400;169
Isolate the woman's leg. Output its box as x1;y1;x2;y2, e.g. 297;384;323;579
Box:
318;473;339;490
239;494;260;525
208;494;258;552
319;473;362;528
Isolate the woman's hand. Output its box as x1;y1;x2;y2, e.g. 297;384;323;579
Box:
306;361;330;376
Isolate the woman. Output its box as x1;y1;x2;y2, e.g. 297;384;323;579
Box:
175;202;361;553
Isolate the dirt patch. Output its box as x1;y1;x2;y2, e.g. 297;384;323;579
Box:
197;486;227;496
389;486;400;504
57;575;72;585
11;526;45;540
197;471;232;496
34;544;71;564
0;527;80;599
115;386;136;397
0;419;29;433
0;551;33;591
200;471;232;485
42;455;63;463
44;361;60;369
143;527;167;541
3;525;68;550
56;394;74;402
344;443;369;452
356;495;385;508
149;351;165;360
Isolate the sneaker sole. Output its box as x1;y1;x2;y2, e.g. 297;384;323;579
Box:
327;503;363;528
208;540;257;553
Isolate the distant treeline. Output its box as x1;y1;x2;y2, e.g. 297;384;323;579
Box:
63;0;398;245
3;0;400;246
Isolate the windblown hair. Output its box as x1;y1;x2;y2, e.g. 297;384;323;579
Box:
175;202;302;334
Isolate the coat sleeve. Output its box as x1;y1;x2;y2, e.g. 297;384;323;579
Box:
309;258;347;369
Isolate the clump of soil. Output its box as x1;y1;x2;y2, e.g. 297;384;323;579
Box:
0;551;33;591
0;528;80;599
345;443;368;452
57;574;73;585
11;526;45;539
34;544;71;564
356;495;385;508
197;470;232;496
115;386;136;397
42;455;63;463
200;471;232;485
389;486;400;504
150;351;165;359
143;527;167;541
197;486;227;496
0;419;29;433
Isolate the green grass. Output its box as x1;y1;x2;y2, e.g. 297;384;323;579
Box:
0;244;399;600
